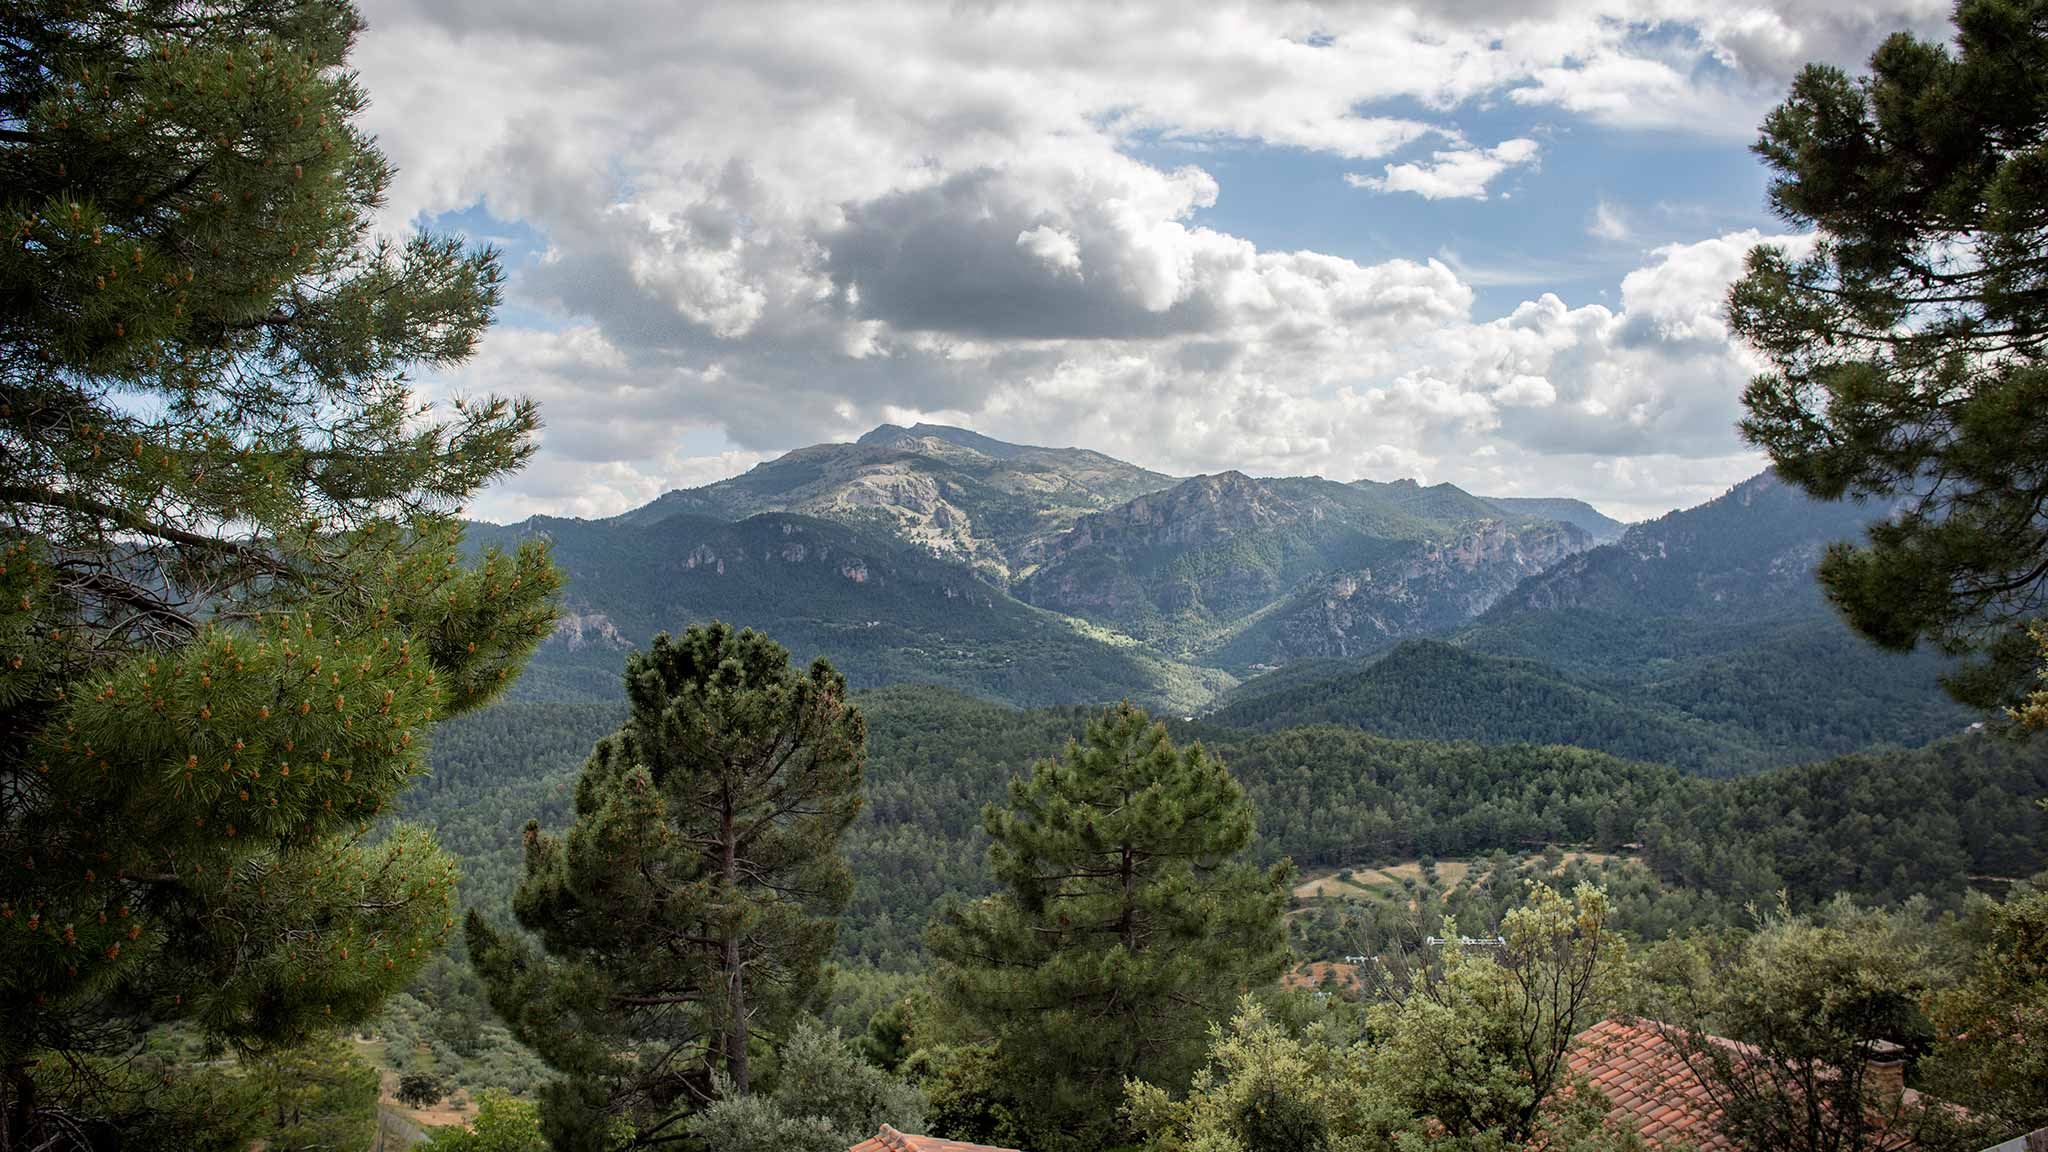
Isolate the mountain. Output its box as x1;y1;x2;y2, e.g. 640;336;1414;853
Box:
1213;472;1972;769
615;422;1177;582
1014;472;1590;664
594;426;1611;677
1480;496;1627;543
1206;639;1763;773
1481;471;1862;620
476;431;1965;764
468;511;1232;710
1211;514;1591;667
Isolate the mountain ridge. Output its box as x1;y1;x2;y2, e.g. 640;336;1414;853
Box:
1210;471;1971;769
465;430;1964;766
1015;470;1591;663
611;424;1180;582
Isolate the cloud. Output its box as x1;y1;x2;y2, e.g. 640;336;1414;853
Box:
1496;374;1560;407
346;0;1929;522
1347;138;1541;201
1016;225;1083;276
446;227;1794;523
1589;199;1632;241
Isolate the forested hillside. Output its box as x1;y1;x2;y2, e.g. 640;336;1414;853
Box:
413;682;2046;976
1207;640;1769;773
469;510;1232;710
1213;473;1972;768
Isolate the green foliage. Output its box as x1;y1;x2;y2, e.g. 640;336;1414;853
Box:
1123;997;1394;1152
371;980;552;1101
23;1029;264;1151
839;686;1094;968
2016;624;2048;731
1923;883;2048;1139
1128;887;1639;1152
423;1088;549;1152
855;991;921;1073
0;0;560;1143
470;623;865;1149
398;1069;445;1109
897;1042;1031;1150
1210;641;1763;774
1730;0;2048;713
689;1020;927;1152
250;1031;381;1152
422;681;2046;988
928;702;1292;1150
1652;899;1951;1152
1366;885;1629;1150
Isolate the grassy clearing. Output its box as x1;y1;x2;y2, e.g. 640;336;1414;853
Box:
1291;851;1631;901
352;1036;480;1133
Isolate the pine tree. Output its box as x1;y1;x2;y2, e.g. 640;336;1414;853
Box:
926;702;1291;1149
0;0;560;1143
468;624;866;1152
1729;0;2048;714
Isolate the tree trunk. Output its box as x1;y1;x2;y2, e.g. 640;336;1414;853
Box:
0;1057;26;1147
1118;843;1136;951
721;792;749;1095
2;1061;34;1152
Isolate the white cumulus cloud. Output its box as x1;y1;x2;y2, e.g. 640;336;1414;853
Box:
1347;138;1541;201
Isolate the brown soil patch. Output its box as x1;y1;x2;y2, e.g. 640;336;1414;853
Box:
1283;960;1364;993
353;1038;478;1132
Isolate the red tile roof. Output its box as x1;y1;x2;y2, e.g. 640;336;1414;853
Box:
847;1124;1021;1152
1567;1017;1924;1151
1568;1018;1734;1150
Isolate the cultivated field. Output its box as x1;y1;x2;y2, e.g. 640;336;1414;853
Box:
1291;851;1630;901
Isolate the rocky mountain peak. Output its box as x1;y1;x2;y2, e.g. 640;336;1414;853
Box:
855;421;1045;460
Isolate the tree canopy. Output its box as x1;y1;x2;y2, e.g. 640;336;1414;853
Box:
470;624;866;1151
1731;0;2048;712
0;0;558;1143
927;702;1292;1150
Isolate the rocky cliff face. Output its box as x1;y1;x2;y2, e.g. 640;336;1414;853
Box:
1249;519;1590;662
1014;471;1598;661
1483;471;1874;621
616;424;1178;582
1018;471;1296;561
548;611;630;652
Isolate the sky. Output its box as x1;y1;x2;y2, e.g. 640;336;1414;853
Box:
351;0;1954;523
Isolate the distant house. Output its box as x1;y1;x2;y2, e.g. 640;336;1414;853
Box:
1568;1017;1925;1151
848;1125;1021;1152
